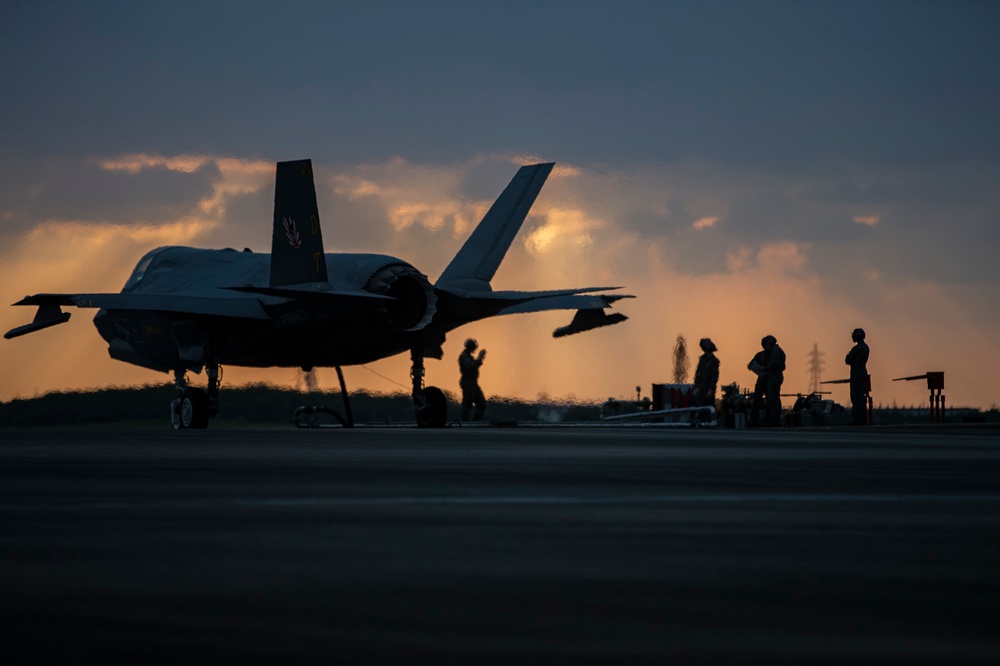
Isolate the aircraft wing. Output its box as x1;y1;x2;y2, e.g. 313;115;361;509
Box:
13;291;272;316
224;285;392;303
5;292;270;339
5;286;394;339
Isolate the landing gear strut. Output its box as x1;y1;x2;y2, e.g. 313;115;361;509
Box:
168;332;222;430
293;366;355;428
170;365;219;430
411;348;447;428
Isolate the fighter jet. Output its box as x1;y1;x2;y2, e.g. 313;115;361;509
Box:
6;159;631;428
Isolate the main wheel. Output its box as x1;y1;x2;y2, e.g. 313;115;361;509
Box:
415;386;447;428
177;387;210;429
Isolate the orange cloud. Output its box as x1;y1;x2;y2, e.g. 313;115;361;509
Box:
756;241;810;274
524;208;604;255
99;153;212;174
331;158;484;238
853;215;880;226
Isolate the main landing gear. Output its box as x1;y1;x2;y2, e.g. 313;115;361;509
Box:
411;348;447;428
170;365;220;430
171;350;450;429
293;351;448;428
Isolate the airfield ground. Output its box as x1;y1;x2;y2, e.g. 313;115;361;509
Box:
1;424;998;663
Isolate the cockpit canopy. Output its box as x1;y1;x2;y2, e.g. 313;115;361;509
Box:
121;246;257;293
122;247;168;292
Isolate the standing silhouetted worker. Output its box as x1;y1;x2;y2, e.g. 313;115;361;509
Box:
762;335;785;427
694;338;720;407
747;338;769;427
459;338;487;421
845;328;870;426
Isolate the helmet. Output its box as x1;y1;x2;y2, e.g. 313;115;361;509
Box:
762;335;777;347
464;338;478;350
699;337;717;352
852;328;866;341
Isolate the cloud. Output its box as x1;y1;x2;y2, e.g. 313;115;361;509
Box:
757;241;810;274
99;154;213;174
524;208;603;255
29;218;212;251
853;215;880;226
332;158;485;238
692;216;720;230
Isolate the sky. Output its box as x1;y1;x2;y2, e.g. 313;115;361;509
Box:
2;1;999;410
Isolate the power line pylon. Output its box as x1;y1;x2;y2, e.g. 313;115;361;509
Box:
807;343;825;394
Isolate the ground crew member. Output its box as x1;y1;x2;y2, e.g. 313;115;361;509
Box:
747;338;769;427
845;328;870;426
459;338;487;421
762;335;785;427
694;338;720;407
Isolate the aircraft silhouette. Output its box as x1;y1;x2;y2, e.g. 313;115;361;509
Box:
6;159;632;428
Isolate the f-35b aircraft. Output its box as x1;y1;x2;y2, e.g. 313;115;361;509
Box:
6;159;631;428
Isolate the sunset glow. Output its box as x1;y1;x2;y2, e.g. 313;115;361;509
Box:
3;3;998;413
2;153;999;410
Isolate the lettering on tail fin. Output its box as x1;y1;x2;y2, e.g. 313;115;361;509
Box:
270;159;328;286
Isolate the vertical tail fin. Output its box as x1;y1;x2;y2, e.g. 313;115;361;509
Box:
437;162;554;290
270;159;328;287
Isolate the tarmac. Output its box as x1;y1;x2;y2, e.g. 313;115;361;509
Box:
1;423;999;664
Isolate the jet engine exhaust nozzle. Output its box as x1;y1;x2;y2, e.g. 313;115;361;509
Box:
365;263;437;331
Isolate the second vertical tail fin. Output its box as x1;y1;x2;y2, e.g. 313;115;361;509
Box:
437;162;554;290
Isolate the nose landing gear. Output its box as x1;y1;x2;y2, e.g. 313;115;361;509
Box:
170;366;220;430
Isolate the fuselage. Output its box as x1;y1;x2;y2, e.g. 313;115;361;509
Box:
93;246;466;373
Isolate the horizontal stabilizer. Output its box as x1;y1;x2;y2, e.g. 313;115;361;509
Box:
493;290;632;316
4;302;71;339
553;309;629;338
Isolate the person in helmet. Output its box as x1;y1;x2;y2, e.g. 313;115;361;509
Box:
693;338;720;408
459;338;487;421
845;328;870;426
761;335;786;427
747;337;770;427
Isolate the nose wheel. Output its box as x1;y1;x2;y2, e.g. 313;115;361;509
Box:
171;387;210;429
170;367;218;430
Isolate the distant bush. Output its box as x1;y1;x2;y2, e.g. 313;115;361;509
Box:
0;384;603;427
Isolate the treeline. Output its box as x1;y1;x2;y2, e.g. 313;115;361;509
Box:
0;384;602;427
3;385;996;428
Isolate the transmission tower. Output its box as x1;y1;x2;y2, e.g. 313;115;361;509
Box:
807;343;825;394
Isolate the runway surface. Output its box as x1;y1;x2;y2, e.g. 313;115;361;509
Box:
1;424;999;663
